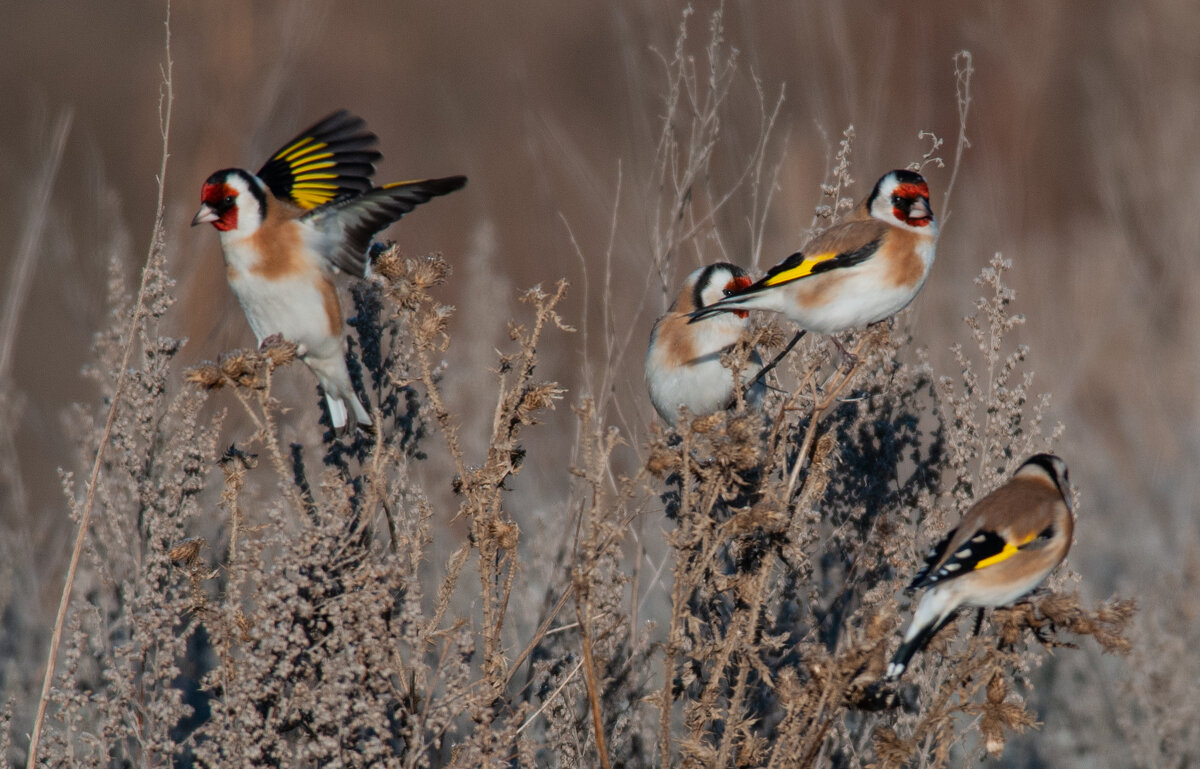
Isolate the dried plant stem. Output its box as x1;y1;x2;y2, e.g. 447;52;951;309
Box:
575;598;613;769
747;329;806;392
507;585;575;686
940;50;973;228
515;657;586;736
784;338;869;499
27;8;173;766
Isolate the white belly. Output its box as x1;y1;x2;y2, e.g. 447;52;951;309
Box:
745;237;935;334
220;238;342;361
646;325;765;425
796;272;930;334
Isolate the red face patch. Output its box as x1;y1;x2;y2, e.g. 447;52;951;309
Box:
892;182;932;227
894;182;930;201
725;275;753;318
200;182;239;231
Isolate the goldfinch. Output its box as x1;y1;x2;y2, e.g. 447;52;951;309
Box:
688;170;937;348
192;110;466;431
646;263;766;426
886;454;1075;681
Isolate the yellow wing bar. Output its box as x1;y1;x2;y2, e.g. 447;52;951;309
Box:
763;251;840;286
972;530;1039;570
274;138;331;163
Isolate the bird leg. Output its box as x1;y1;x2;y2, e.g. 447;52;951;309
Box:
830;334;858;371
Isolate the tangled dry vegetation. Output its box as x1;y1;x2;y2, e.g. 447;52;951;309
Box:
11;7;1141;769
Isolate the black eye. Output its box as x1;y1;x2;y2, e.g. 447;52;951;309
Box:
222;195;236;208
723;287;736;297
891;194;905;207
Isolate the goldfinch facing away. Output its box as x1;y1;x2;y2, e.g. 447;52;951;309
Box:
193;110;466;431
646;263;766;426
689;170;937;338
886;454;1074;681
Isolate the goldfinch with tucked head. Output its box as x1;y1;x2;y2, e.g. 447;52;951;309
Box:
193;110;466;432
885;454;1075;681
689;170;937;351
646;263;766;426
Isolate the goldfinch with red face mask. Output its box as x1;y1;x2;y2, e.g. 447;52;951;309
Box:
646;263;766;426
192;110;466;431
688;170;937;348
886;454;1075;681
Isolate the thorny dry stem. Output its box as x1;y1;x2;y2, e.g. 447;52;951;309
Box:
27;8;173;767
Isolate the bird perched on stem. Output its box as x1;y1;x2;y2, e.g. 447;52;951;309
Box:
885;454;1075;681
688;170;937;363
646;262;766;426
193;110;466;432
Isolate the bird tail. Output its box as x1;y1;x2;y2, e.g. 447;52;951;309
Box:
885;634;926;682
324;390;372;433
885;612;955;681
306;354;373;433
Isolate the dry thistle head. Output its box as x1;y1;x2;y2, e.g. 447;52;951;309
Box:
372;245;451;310
415;303;454;352
974;673;1037;758
645;428;683;478
168;537;206;567
514;382;565;426
752;319;790;351
184;339;298;391
184;363;224;390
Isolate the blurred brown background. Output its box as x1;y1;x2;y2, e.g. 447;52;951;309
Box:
1;0;1195;719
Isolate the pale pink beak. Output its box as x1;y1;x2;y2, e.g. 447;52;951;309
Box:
191;203;219;226
908;197;931;221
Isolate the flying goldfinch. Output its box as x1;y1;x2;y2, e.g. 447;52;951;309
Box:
193;110;466;431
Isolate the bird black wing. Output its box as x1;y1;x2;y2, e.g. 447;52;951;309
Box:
908;529;1013;591
305;176;467;276
744;237;881;293
257;110;381;210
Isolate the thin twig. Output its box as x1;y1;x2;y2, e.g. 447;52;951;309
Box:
514;657;586;736
576;598;613;769
27;6;173;766
783;335;869;499
745;329;806;393
940;50;973;230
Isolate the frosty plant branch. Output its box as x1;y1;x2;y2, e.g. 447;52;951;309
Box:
27;6;174;766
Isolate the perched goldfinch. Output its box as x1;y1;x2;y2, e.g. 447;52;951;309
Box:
646;263;766;426
886;454;1074;681
688;170;937;349
193;110;466;431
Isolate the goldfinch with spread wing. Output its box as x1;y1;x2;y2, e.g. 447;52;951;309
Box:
886;454;1075;681
192;110;466;431
688;170;937;345
646;263;766;426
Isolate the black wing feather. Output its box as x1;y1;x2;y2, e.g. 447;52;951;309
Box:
306;176;467;276
737;238;881;296
909;529;1009;591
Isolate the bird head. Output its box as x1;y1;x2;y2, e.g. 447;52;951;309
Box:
869;170;936;232
1016;453;1073;513
689;262;753;320
192;169;266;234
